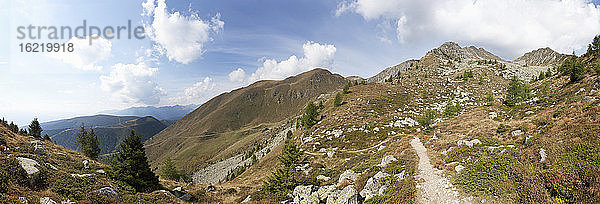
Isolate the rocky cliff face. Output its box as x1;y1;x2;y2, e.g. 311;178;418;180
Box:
513;47;569;66
425;42;502;61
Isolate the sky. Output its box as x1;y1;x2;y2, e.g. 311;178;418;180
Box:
1;0;600;125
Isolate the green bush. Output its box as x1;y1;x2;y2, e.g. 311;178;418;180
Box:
0;157;27;193
416;109;437;130
497;124;510;133
485;92;494;106
543;142;600;203
595;64;600;75
50;174;99;201
454;154;517;196
365;176;416;204
443;102;462;117
444;146;480;163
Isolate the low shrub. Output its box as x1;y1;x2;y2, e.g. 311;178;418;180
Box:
365;176;416;204
50;174;100;201
497;124;510;134
454;154;517;196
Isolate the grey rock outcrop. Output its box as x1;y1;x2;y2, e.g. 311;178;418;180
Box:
95;187;119;199
29;140;45;155
293;185;319;204
359;171;390;200
337;170;359;186
376;155;397;167
457;139;481;147
16;157;40;177
514;47;568;66
327;185;359;204
82;160;90;169
40;197;57;204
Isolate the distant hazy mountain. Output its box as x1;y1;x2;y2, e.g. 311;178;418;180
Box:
41;115;167;154
99;104;198;121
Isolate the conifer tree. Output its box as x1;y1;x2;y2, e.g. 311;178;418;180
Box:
75;125;101;160
107;129;160;193
334;92;343;107
160;157;182;181
28;118;42;139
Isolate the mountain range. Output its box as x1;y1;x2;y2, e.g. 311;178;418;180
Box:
41;115;167;155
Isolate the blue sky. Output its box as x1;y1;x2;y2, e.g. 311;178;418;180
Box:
1;0;600;124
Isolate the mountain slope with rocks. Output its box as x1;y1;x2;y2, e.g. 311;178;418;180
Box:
181;41;599;204
145;68;348;172
0;121;189;203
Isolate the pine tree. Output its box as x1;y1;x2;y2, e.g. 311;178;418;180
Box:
343;82;351;94
504;76;531;106
160;157;182;181
43;134;51;141
28;118;43;139
75;125;101;160
334;92;343;107
301;102;319;128
107;129;160;193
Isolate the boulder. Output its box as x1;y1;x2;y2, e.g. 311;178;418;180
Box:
539;148;547;162
327;151;335;158
82;160;89;169
18;197;28;204
241;195;251;203
205;185;216;192
376;155;397;167
293;185;319;204
525;111;534;115
29;140;45;155
455;165;465;173
329;185;359;204
317;175;331;181
40;197;57;204
337;170;359;186
511;130;523;137
314;185;336;201
16;157;40;176
488;112;497;120
359;171;390;200
95;187;119;199
457;139;481;147
60;200;75;204
70;174;94;178
179;193;194;202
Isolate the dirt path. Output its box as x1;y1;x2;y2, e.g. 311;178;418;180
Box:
305;137;391;155
410;137;470;204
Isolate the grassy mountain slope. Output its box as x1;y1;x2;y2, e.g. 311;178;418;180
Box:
145;68;347;171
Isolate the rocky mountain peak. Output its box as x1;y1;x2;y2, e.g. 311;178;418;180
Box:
514;47;569;66
425;41;502;61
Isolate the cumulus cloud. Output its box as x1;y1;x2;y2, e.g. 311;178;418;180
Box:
46;35;111;70
248;41;336;82
143;0;224;64
228;68;246;82
100;62;164;105
337;0;600;57
169;77;216;104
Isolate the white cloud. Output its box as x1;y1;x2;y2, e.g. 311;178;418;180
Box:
337;0;600;57
248;41;336;82
169;77;216;105
100;62;164;105
228;68;246;82
143;0;224;64
46;35;111;70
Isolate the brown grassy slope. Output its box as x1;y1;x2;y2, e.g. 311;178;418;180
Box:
145;68;347;169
